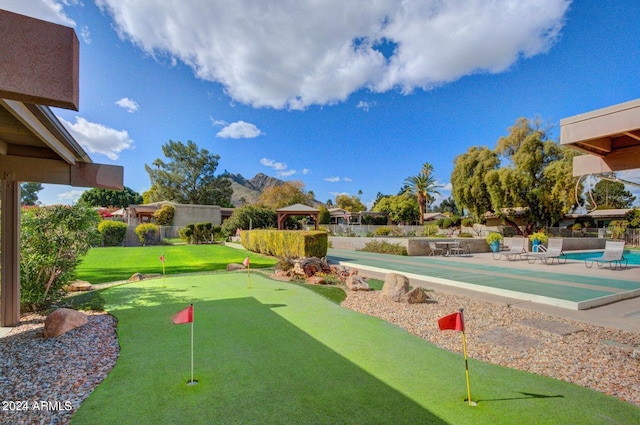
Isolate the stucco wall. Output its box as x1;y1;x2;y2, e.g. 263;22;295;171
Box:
173;204;222;227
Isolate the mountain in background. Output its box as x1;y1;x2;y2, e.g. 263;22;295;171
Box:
228;173;285;206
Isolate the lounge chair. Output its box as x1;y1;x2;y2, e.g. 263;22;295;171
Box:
526;238;566;265
493;237;526;261
428;241;444;256
584;241;628;270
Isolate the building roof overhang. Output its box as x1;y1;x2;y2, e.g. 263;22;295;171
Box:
560;99;640;176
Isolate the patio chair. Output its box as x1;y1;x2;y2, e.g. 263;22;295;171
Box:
584;241;628;270
428;241;444;256
449;241;470;257
526;238;566;265
493;237;526;261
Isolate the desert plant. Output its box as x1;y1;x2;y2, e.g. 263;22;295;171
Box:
20;205;101;311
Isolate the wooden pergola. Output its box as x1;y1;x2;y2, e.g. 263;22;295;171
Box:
0;10;123;327
277;203;320;230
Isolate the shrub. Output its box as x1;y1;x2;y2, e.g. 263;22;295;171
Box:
20;205;100;311
153;204;175;226
528;231;548;244
461;218;475;228
422;223;439;236
375;226;403;236
359;240;407;256
98;220;128;246
241;230;328;258
457;232;474;238
135;223;159;246
222;204;277;235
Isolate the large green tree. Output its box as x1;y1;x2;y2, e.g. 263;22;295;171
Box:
371;194;420;224
451;118;581;235
20;182;43;206
144;140;232;206
404;162;442;224
78;186;143;208
586;178;636;210
257;181;314;209
335;194;366;212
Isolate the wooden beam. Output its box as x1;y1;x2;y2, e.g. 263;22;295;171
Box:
1;179;20;326
0;155;123;188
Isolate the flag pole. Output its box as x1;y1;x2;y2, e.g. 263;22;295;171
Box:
460;309;473;406
188;303;196;386
160;254;166;288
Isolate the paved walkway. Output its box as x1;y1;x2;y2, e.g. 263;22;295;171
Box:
328;248;640;333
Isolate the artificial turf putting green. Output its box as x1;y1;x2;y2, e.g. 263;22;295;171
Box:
72;273;640;424
75;244;277;284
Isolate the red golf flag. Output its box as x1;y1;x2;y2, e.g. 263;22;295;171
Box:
243;256;250;267
438;312;464;332
172;305;193;325
159;255;165;263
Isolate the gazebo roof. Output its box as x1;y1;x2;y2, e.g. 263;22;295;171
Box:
277;203;320;213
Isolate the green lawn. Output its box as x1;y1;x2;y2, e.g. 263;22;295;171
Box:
75;244;277;284
71;272;640;424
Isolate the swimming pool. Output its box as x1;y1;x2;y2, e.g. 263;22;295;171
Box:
563;250;640;265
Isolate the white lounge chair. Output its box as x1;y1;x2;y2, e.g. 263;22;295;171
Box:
493;237;526;261
585;241;628;270
526;238;566;265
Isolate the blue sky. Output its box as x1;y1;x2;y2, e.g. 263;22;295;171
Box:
2;0;639;208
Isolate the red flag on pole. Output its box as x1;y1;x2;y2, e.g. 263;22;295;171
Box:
159;255;165;263
172;305;193;325
438;312;464;332
243;256;250;267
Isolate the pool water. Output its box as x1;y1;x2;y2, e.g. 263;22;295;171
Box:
563;250;640;265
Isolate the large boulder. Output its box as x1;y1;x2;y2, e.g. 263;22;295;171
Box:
44;308;88;338
379;273;410;302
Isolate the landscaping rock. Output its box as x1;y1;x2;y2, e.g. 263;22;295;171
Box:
128;273;144;282
379;273;410;302
44;308;88;338
64;280;93;292
307;276;326;285
226;263;246;271
345;275;370;291
405;287;430;304
293;257;332;277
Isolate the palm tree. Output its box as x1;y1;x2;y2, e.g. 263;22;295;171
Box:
404;162;442;225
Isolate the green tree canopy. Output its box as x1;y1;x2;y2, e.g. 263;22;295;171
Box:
144;140;232;206
335;194;366;212
403;162;442;224
77;186;143;208
371;194;419;224
586;178;636;210
451;117;581;235
20;182;43;206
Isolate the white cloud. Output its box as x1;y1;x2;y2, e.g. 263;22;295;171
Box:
57;189;85;204
59;116;134;160
95;0;570;109
80;25;91;44
216;120;264;139
324;176;352;183
356;101;374;111
0;0;77;26
260;158;288;171
115;97;140;113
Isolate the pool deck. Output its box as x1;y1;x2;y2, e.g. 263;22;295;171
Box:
328;248;640;333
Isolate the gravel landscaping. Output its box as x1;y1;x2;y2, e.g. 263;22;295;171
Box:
341;288;640;407
1;284;638;424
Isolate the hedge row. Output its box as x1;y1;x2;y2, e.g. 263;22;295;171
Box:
240;230;328;258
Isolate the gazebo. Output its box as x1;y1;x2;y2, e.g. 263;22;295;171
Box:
277;203;320;230
0;10;124;326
